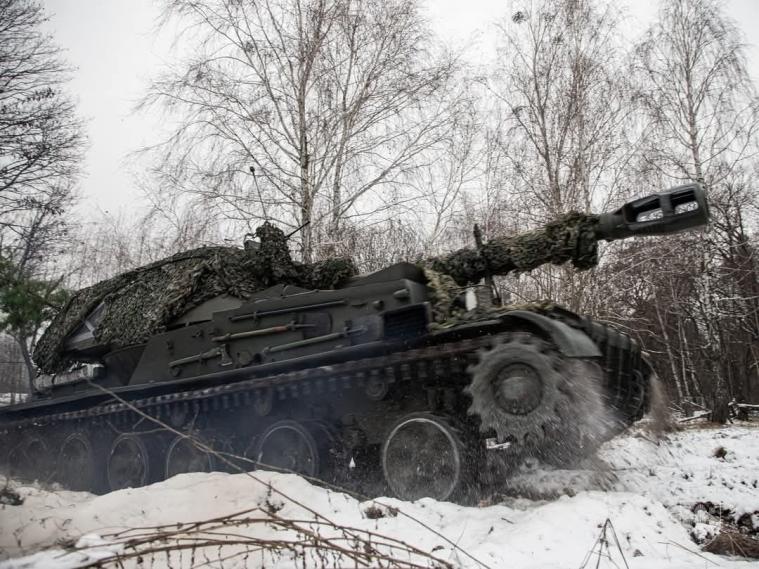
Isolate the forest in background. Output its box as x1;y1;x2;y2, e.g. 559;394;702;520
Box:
1;0;757;413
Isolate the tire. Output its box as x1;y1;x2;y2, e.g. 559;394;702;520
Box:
165;435;214;479
107;433;152;491
10;434;53;483
381;413;472;502
252;420;321;478
57;432;100;491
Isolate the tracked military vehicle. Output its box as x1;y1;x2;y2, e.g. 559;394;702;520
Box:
0;184;708;501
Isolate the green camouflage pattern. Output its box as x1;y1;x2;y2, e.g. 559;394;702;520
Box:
426;212;600;286
34;223;357;373
34;213;599;374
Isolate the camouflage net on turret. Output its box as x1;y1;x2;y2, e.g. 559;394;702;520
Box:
34;223;357;374
426;212;600;286
35;214;600;373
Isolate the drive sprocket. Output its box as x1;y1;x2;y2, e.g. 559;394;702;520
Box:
466;333;615;465
466;333;610;460
466;333;563;446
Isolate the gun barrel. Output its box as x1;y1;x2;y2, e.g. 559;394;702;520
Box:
596;183;709;241
427;183;710;287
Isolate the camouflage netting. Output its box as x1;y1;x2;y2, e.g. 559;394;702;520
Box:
35;214;601;373
419;268;460;323
34;223;357;374
421;212;601;326
426;212;601;286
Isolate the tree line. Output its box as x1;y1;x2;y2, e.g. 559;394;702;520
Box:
0;0;757;414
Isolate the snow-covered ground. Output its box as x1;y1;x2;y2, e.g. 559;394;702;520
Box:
1;423;758;568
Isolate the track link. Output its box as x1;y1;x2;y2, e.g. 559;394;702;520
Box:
0;318;653;499
0;336;500;433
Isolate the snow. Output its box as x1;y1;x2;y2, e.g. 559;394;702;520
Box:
603;424;759;519
1;423;758;568
0;394;27;407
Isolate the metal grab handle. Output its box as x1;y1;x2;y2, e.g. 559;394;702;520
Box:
596;183;710;241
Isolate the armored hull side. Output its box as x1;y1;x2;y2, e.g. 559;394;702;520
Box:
0;283;649;501
0;185;707;501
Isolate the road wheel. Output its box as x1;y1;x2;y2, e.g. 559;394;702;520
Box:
165;435;214;479
57;432;99;491
10;434;53;483
381;413;468;502
252;420;320;478
107;434;151;491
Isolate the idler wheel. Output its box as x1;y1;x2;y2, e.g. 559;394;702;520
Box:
57;432;97;491
107;434;150;491
253;420;320;477
381;413;465;502
165;436;214;479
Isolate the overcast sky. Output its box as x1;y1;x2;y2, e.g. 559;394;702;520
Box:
41;0;759;218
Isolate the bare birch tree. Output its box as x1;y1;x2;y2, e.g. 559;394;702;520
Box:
0;0;84;237
636;0;758;189
0;0;84;384
493;0;633;215
632;0;759;410
484;0;632;311
141;0;461;262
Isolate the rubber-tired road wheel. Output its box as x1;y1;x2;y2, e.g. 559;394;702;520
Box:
165;435;214;479
107;434;151;491
57;432;97;491
381;413;466;502
253;420;320;477
9;434;53;482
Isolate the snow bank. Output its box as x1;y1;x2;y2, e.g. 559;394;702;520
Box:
1;424;757;568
